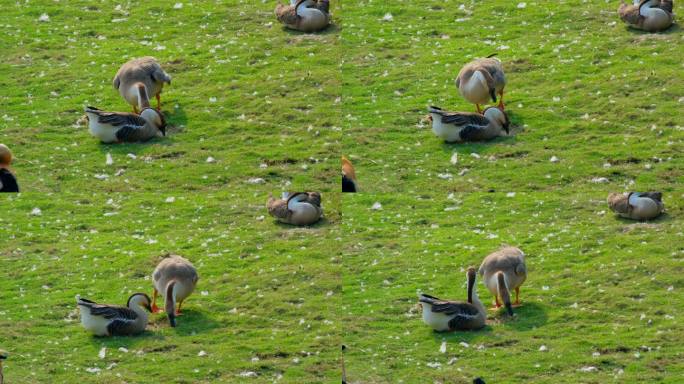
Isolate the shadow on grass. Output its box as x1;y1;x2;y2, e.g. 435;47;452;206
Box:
272;215;331;229
498;302;548;331
613;211;672;224
626;22;680;35
281;22;340;36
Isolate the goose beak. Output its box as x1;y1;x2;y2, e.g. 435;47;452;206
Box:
490;89;497;103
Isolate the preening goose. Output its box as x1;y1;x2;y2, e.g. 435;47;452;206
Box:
267;192;323;225
0;349;7;384
152;255;199;327
85;106;166;143
478;247;527;315
276;0;330;32
456;55;507;113
619;0;674;32
419;267;487;332
342;156;357;193
608;192;664;220
77;293;152;336
428;106;510;142
113;57;171;112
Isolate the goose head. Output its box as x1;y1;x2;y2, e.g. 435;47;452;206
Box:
0;144;12;167
483;107;510;134
140;108;167;136
127;293;153;312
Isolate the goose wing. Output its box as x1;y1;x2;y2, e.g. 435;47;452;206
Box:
78;298;138;320
419;294;478;316
441;112;489;127
85;107;147;128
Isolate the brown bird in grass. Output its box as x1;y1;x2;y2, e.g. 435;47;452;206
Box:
268;192;323;225
342;156;357;192
608;192;664;220
275;0;330;32
618;0;674;32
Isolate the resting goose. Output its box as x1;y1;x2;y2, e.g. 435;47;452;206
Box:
0;349;7;384
85;106;166;143
77;293;152;336
152;255;199;327
419;267;487;331
428;106;510;142
275;0;330;32
342;156;357;193
619;0;674;32
456;55;507;113
267;192;323;225
113;57;171;112
478;247;527;315
608;192;664;220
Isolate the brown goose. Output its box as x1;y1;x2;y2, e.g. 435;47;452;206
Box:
77;293;152;336
84;106;166;143
608;192;664;220
267;192;323;225
152;255;199;327
113;57;171;113
342;156;357;192
419;267;487;331
275;0;330;32
618;0;674;32
478;247;527;315
456;55;507;113
427;106;510;142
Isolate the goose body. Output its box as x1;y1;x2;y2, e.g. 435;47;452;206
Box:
478;247;527;315
267;192;323;225
619;0;674;32
275;0;330;32
113;57;171;112
456;56;507;113
419;267;486;331
608;192;664;220
77;293;152;336
152;255;199;327
342;156;357;192
85;106;166;143
428;106;510;142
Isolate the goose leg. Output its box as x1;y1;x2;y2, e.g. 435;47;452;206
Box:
156;93;162;111
514;287;521;306
151;288;160;313
491;296;502;310
476;104;483;114
176;299;184;316
497;90;505;110
133;105;139;114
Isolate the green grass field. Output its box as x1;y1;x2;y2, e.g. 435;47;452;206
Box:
342;192;684;383
1;0;683;383
0;193;341;383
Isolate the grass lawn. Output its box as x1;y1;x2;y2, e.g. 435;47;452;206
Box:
341;1;683;193
342;192;684;383
0;1;340;193
0;193;341;383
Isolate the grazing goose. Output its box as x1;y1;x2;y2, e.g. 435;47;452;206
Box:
456;55;507;113
85;106;166;143
608;192;664;220
619;0;674;32
0;144;19;193
275;0;330;32
113;57;171;112
478;247;527;315
427;106;510;142
0;349;7;384
152;255;199;327
342;156;357;193
77;293;152;336
267;192;323;225
419;267;487;332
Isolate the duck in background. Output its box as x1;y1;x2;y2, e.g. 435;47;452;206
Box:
619;0;674;32
608;192;664;220
268;192;323;225
113;57;172;113
276;0;330;32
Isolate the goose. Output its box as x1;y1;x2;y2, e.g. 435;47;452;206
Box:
342;156;357;193
0;349;7;384
152;255;199;327
419;267;487;331
478;247;527;315
427;106;510;142
275;0;330;32
0;144;19;193
113;57;171;113
85;106;166;143
608;192;664;220
456;54;507;113
341;345;347;384
77;293;152;336
267;192;323;225
619;0;674;32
